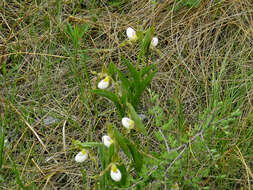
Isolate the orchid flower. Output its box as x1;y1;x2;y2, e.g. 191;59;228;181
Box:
102;135;114;148
110;164;122;182
98;76;110;89
122;117;135;129
151;36;158;47
126;27;138;41
75;149;88;163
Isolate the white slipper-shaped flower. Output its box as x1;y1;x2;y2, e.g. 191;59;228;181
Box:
126;27;138;41
102;135;113;148
75;149;88;163
110;164;122;182
122;117;134;129
98;76;110;89
151;36;158;47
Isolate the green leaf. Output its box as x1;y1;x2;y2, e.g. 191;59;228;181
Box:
73;140;102;148
99;145;106;189
99;145;106;170
99;175;106;190
141;69;157;93
108;61;117;81
142;27;154;54
137;31;144;67
117;164;129;187
113;128;131;158
93;89;124;117
119;94;127;111
118;70;134;107
118;69;131;92
127;103;147;136
122;57;140;85
108;143;115;163
106;123;114;137
141;64;156;77
127;142;143;174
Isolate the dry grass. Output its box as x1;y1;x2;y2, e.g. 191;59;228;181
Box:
1;0;253;189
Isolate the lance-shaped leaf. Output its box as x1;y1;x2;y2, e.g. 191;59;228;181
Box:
93;89;124;117
113;128;131;158
117;164;129;187
127;103;147;136
141;64;156;77
73;140;101;148
108;61;117;81
140;68;157;93
127;142;143;174
122;57;140;85
108;143;115;163
118;69;131;92
99;145;107;189
142;27;154;54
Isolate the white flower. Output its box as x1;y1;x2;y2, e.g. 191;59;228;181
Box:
110;164;122;182
102;135;113;148
122;117;134;129
151;36;158;47
98;76;110;89
75;149;88;163
126;27;138;41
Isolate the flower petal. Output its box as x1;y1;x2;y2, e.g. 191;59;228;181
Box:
102;135;113;148
126;27;137;41
122;117;134;129
75;150;88;163
110;165;122;182
98;77;110;89
151;36;158;47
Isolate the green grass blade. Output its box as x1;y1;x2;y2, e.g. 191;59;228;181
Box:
0;122;4;169
65;22;74;39
11;158;27;190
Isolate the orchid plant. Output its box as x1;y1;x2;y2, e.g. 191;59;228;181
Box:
93;27;158;117
72;26;159;189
